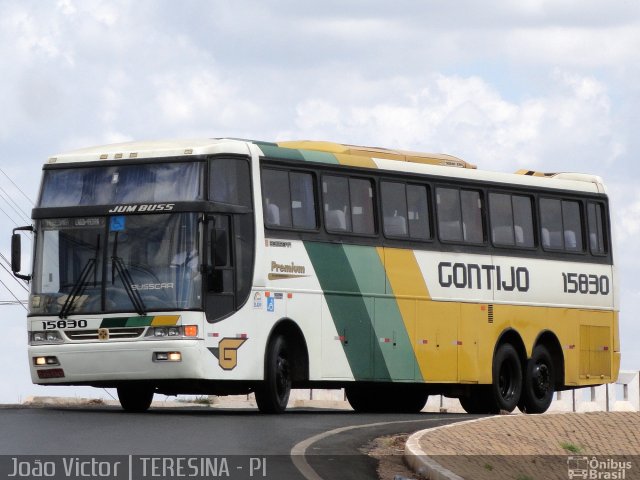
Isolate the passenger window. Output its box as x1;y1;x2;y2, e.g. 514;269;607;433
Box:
381;182;431;240
489;193;534;248
323;175;351;232
489;193;515;245
262;169;292;227
562;200;583;252
262;169;317;229
540;198;583;252
322;175;374;234
436;187;462;242
290;172;317;229
350;178;375;234
407;185;430;240
460;190;484;243
512;195;535;247
381;182;409;237
587;202;606;255
437;187;484;243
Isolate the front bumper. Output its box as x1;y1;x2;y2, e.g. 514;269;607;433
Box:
29;340;205;384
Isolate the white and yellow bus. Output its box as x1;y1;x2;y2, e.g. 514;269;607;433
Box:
11;138;619;414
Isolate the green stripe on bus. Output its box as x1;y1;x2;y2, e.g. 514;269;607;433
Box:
255;143;306;162
100;316;153;328
304;241;389;381
298;149;339;164
343;245;420;381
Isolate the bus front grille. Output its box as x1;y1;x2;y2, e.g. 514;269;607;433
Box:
64;328;146;341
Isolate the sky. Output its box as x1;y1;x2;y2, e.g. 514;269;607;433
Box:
0;0;639;403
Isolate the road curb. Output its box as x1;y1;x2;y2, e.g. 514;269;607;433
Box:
404;416;491;480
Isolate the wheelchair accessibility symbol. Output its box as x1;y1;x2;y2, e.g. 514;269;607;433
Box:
266;297;275;312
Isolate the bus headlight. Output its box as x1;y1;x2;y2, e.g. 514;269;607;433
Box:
30;331;63;344
146;326;198;339
154;351;182;362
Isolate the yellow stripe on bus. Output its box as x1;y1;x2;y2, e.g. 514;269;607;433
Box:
377;247;431;379
334;153;377;169
150;315;180;326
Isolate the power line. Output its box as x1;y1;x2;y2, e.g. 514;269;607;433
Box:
0;300;27;306
0;204;22;227
0;278;27;310
0;261;29;293
0;167;34;206
0;186;31;223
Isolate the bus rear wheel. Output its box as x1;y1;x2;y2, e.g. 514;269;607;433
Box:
117;385;154;412
519;345;555;414
255;335;291;414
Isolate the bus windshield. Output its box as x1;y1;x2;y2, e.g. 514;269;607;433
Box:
39;162;204;207
31;213;202;316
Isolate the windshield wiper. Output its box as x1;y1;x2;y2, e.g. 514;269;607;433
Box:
111;256;147;316
59;258;96;319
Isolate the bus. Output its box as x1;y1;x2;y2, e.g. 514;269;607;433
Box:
11;138;619;414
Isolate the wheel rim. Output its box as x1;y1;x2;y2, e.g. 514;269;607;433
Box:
498;360;516;400
532;362;551;399
275;352;290;401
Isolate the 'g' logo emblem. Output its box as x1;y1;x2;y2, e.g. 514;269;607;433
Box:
218;338;247;370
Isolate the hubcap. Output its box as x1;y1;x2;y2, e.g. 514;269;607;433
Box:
498;362;516;400
275;353;290;400
532;363;551;398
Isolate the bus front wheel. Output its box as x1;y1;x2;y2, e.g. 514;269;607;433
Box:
117;385;154;412
255;335;292;414
519;345;555;414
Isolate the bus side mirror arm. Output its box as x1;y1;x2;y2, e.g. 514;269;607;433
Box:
11;226;34;281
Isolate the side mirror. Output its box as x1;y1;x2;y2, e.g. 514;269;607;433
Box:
11;234;21;273
11;226;33;281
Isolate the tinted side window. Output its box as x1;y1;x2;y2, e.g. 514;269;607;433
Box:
512;195;535;247
381;182;431;240
460;190;484;243
562;200;583;252
436;187;462;241
588;202;607;255
350;178;375;234
381;182;409;237
262;169;292;228
290;172;317;229
489;193;514;245
262;169;317;229
407;185;430;240
210;158;251;207
437;187;484;243
323;175;374;235
323;175;351;232
489;193;534;248
540;198;584;252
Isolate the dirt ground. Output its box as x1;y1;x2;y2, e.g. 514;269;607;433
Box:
366;434;424;480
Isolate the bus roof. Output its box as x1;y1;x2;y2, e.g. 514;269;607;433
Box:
47;138;605;194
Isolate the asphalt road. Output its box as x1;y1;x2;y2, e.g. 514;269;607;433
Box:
0;405;472;479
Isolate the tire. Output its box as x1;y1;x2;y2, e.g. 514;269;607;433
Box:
346;385;428;413
117;385;154;412
255;335;291;413
459;387;499;414
395;390;428;413
491;343;523;413
519;345;555;414
346;385;376;412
